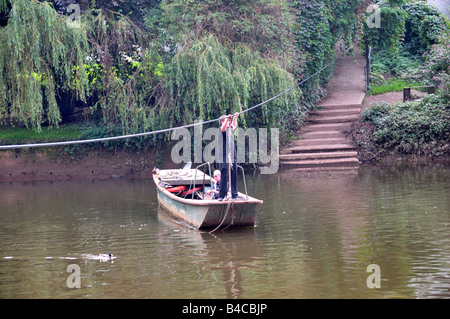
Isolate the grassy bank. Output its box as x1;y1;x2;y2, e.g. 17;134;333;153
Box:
0;125;82;145
369;79;424;95
0;121;163;155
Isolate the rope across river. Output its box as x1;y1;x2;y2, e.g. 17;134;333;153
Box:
0;44;355;151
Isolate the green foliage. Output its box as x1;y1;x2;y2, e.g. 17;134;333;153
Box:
0;0;9;14
75;8;165;146
0;124;82;145
326;0;368;42
368;47;425;93
157;0;299;71
0;0;370;152
361;94;450;156
363;0;408;53
0;1;166;144
292;0;367;104
165;34;302;132
423;33;450;98
151;0;313;139
369;78;423;95
371;49;423;76
75;121;157;151
293;0;335;88
403;1;447;55
365;0;449;95
0;0;90;130
358;1;450;160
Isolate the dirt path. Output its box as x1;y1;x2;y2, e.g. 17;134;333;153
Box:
362;89;427;109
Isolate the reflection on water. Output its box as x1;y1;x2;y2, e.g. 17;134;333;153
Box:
0;164;449;298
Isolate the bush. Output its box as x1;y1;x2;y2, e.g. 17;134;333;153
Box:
423;33;450;98
371;49;423;76
368;48;425;94
403;1;447;55
361;94;450;156
366;0;448;90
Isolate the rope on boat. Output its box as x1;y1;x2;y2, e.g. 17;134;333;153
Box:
221;205;237;231
0;44;355;150
209;201;233;234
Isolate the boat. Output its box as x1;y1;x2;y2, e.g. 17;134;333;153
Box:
152;163;263;230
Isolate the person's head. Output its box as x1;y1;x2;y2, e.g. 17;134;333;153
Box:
213;170;221;182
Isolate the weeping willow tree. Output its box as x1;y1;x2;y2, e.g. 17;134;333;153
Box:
166;34;302;133
83;9;164;138
0;0;90;130
0;0;164;146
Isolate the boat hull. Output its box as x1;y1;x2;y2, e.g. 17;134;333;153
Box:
154;174;262;229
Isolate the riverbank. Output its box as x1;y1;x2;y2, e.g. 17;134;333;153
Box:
0;147;178;182
2;91;448;182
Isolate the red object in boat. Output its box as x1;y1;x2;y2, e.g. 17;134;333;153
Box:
166;185;186;193
180;186;202;196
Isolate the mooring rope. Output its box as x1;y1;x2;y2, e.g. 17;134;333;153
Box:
0;44;355;150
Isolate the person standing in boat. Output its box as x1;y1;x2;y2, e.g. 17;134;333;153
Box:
218;113;239;201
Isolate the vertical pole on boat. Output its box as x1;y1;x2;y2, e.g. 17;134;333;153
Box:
227;120;232;200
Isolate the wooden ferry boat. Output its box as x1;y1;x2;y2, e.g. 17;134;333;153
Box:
153;165;263;230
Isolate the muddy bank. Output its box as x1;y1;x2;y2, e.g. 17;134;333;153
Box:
344;120;450;165
0;147;178;182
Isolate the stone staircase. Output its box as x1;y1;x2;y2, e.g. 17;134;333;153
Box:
280;49;366;170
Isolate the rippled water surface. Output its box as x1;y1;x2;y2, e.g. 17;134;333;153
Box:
1;164;449;298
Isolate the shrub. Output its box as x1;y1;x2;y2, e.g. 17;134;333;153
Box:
423;33;450;98
403;1;447;55
361;94;450;156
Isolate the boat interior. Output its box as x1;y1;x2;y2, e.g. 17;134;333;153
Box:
154;162;248;201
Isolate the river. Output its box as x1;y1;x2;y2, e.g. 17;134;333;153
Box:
1;164;449;299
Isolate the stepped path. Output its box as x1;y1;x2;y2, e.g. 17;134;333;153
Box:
280;48;366;170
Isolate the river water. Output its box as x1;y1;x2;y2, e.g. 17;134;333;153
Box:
1;164;449;299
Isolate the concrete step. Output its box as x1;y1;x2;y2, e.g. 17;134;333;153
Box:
318;92;365;106
310;108;361;117
309;114;360;124
289;138;350;146
279;151;358;161
280;166;359;173
284;144;356;154
301;123;352;132
317;103;362;109
300;130;343;139
280;157;360;168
